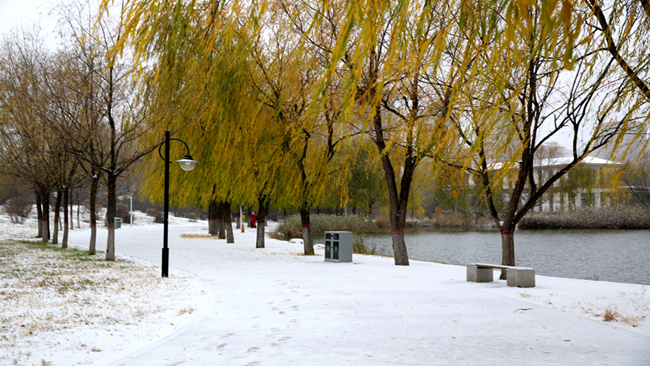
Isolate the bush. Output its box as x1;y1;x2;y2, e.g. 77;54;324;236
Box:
146;208;158;217
154;211;164;223
421;211;494;229
352;236;376;255
270;214;378;241
2;196;34;224
116;203;131;224
374;215;419;228
374;215;391;228
188;213;198;222
518;206;650;229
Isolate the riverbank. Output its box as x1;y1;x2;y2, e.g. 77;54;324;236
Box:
272;207;650;240
1;217;649;365
519;206;650;229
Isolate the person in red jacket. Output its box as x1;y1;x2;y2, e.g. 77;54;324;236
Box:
250;212;257;228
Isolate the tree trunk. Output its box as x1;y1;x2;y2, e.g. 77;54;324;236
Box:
371;103;412;266
43;192;50;242
217;218;225;238
300;206;314;255
217;201;226;240
35;189;43;238
391;229;408;262
387;205;409;265
106;173;116;261
53;190;62;245
499;229;516;280
225;219;234;243
76;190;81;229
208;200;218;235
89;177;98;255
224;201;234;244
62;188;69;248
256;197;270;249
69;190;74;230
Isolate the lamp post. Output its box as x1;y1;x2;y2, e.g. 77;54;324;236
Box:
159;130;199;278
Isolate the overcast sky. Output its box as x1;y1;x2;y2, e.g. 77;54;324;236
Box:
0;0;57;35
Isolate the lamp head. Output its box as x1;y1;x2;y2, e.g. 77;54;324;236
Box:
175;155;200;171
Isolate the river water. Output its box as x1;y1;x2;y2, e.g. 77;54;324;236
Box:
357;229;650;285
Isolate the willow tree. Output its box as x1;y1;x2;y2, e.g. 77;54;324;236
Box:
447;0;647;277
305;0;458;265
584;0;650;102
102;0;647;268
341;139;387;215
106;0;461;265
110;0;354;254
240;0;357;254
121;0;275;248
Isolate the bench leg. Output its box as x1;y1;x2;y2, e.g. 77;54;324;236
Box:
467;265;494;282
507;268;535;288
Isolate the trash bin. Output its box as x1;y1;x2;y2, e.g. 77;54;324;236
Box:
115;217;122;229
324;231;352;263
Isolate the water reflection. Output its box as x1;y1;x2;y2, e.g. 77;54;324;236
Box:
357;229;650;285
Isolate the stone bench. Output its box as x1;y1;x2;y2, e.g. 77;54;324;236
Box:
466;263;535;288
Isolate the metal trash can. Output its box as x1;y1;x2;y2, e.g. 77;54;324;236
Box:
324;231;352;262
115;217;122;229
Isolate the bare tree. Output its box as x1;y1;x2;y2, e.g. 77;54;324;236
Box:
49;0;157;260
0;30;59;242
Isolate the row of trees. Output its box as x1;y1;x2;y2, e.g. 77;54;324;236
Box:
0;0;159;259
105;0;647;270
2;0;647;272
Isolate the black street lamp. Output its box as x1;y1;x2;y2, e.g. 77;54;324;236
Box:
159;130;199;277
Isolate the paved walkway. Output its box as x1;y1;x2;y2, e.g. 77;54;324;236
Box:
67;223;650;366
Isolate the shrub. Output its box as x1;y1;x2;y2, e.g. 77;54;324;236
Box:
374;215;390;228
518;206;650;229
154;211;164;223
421;211;494;229
188;213;198;222
371;215;420;228
270;214;378;241
2;196;34;224
603;307;618;322
352;236;376;255
146;208;159;217
116;203;131;224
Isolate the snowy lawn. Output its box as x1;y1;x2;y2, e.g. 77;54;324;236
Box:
0;217;208;366
1;213;649;365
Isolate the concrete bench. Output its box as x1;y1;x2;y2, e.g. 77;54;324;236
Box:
466;263;535;288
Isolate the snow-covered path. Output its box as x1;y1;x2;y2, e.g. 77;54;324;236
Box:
66;223;650;366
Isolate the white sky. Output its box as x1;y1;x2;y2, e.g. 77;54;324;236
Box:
0;0;57;35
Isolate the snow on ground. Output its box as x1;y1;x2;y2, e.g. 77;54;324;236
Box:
0;213;209;366
1;211;649;365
